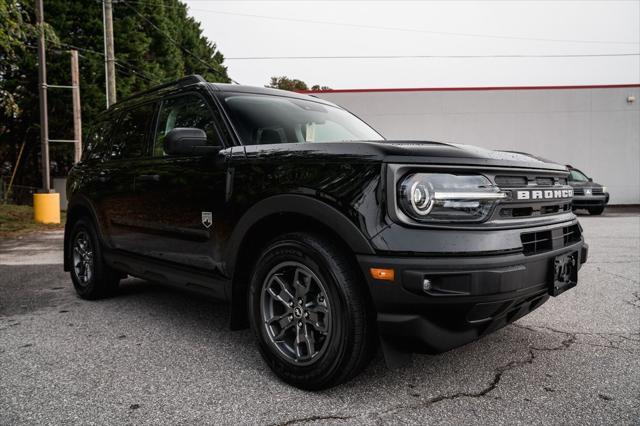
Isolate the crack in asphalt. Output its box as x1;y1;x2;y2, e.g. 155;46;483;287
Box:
595;267;640;286
514;323;640;353
270;414;352;426
276;325;587;425
276;322;640;425
626;292;640;309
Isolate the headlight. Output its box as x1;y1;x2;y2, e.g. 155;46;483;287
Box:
602;186;608;193
398;173;506;223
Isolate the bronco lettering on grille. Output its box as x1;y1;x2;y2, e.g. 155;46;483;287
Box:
516;189;573;200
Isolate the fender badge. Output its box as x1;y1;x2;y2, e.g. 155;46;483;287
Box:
202;211;213;229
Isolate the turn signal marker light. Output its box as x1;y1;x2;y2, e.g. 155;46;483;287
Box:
370;268;395;281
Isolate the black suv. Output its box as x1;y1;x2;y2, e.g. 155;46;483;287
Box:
64;75;588;389
566;165;609;215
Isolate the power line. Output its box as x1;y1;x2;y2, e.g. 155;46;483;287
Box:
45;39;160;84
120;0;238;84
225;53;640;60
123;0;639;46
23;40;159;84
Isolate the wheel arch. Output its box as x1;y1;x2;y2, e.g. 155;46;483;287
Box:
226;194;375;330
64;198;104;272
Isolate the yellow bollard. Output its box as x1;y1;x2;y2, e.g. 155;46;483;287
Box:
33;192;61;224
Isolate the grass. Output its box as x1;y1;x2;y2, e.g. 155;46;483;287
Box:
0;204;66;238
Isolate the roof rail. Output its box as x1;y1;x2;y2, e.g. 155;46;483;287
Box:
119;74;206;104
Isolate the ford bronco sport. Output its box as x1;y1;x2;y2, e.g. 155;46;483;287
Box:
64;75;588;389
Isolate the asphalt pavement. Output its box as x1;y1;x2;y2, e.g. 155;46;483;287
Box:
1;211;638;425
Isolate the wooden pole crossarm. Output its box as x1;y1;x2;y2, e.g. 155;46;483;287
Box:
46;84;78;89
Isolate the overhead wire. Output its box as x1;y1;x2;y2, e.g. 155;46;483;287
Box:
44;39;161;83
119;0;237;83
122;0;639;46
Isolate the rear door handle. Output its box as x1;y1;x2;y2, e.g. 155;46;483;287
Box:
137;174;160;182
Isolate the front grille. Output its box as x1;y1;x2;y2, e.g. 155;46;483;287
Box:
495;176;527;187
521;224;581;256
562;224;582;246
536;177;554;186
521;230;552;255
500;203;571;219
495;175;566;188
492;171;573;221
573;187;602;196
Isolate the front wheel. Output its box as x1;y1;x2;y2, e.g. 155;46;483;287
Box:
249;232;376;390
68;218;120;299
588;206;605;215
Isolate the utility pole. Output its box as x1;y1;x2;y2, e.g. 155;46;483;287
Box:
35;0;50;192
70;50;82;163
103;0;116;107
33;0;59;224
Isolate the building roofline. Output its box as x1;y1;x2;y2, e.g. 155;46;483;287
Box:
298;83;640;94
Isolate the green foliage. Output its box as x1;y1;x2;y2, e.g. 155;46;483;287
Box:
0;203;65;237
268;76;309;91
0;0;229;191
310;84;331;91
267;76;331;92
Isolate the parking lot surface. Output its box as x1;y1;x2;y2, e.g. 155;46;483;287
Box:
1;211;638;425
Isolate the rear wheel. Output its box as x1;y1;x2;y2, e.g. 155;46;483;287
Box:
249;232;376;390
68;218;120;299
588;206;605;215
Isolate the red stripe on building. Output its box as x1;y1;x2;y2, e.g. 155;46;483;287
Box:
298;84;640;94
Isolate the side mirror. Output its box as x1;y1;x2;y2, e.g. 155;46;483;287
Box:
163;128;218;155
588;177;593;182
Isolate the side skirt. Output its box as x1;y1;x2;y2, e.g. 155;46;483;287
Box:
104;250;230;301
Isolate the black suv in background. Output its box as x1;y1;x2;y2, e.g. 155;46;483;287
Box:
567;165;609;215
64;75;588;389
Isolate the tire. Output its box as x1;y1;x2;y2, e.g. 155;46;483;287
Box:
588;206;605;215
68;218;120;299
248;232;376;390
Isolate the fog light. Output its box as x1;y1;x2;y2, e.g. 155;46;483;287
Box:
423;278;432;293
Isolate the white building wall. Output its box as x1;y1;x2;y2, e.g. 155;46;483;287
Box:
316;86;640;205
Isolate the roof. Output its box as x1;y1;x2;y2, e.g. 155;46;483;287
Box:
209;82;336;105
110;75;338;109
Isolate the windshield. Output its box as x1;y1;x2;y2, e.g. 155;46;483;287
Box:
569;169;589;182
221;93;383;145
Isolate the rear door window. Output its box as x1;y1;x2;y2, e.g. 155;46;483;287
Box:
110;103;154;160
153;94;220;156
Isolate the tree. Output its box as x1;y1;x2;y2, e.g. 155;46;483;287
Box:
0;0;56;119
0;0;230;195
266;76;331;92
267;76;309;91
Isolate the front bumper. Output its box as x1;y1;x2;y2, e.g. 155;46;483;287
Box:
358;239;588;354
572;194;609;208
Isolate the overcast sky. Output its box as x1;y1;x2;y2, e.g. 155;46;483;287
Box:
182;0;640;89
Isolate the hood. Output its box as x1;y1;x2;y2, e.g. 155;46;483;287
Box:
242;140;568;171
569;181;603;188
